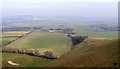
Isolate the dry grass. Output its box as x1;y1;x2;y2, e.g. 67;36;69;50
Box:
47;39;118;67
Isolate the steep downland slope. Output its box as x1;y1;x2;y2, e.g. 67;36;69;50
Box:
47;39;118;67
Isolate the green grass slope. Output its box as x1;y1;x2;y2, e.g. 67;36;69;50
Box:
2;53;53;67
5;31;71;57
47;39;118;67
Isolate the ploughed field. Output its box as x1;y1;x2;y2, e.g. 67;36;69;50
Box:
5;31;71;57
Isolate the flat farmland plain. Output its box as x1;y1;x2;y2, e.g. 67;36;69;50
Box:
6;31;71;57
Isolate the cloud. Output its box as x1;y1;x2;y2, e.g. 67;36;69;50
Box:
1;0;119;3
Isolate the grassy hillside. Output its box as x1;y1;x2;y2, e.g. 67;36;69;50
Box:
47;39;118;67
2;53;53;67
5;31;71;57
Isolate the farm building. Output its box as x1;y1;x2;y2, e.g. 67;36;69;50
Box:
49;28;55;32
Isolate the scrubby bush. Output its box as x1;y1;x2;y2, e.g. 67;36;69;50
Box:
2;48;7;53
13;48;19;53
6;47;13;53
18;49;22;53
33;50;40;56
26;49;34;56
44;51;53;58
21;48;27;54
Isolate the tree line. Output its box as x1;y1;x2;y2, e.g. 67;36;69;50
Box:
2;47;57;59
2;27;42;32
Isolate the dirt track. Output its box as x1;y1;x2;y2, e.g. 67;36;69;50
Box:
8;60;19;66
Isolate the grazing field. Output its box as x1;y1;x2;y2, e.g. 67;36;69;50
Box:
47;39;118;67
5;31;71;57
2;53;53;67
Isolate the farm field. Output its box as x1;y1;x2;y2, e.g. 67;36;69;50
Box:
2;31;30;37
70;25;118;39
74;30;118;39
2;37;18;47
2;2;118;67
2;31;30;47
5;31;71;57
47;39;118;67
2;53;53;67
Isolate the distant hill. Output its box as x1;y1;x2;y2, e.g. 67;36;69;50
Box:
3;15;112;26
47;39;118;67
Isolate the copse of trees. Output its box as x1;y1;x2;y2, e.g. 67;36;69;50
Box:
2;47;56;59
70;36;88;49
44;51;53;59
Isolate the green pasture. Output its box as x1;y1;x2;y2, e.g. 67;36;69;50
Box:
70;25;118;39
74;30;118;39
6;31;71;57
2;53;53;67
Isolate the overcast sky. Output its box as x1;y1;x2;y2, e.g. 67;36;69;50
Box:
1;0;119;2
1;0;118;17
